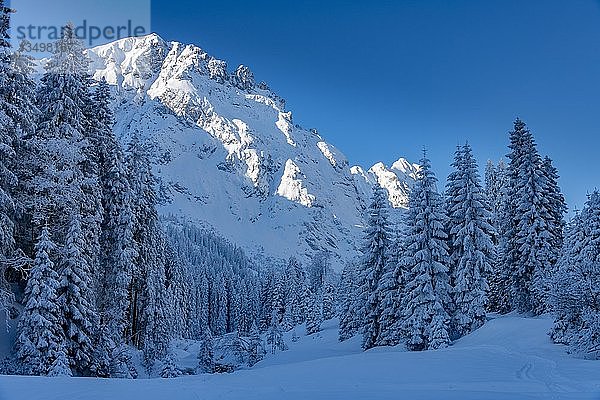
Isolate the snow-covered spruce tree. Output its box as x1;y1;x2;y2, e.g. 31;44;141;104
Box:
374;230;409;348
443;145;465;321
484;160;503;219
109;343;138;379
284;256;306;326
400;153;452;351
354;184;390;350
258;268;274;332
230;331;245;365
126;131;170;364
504;119;553;314
1;4;38;143
271;271;286;328
47;347;72;377
550;191;600;358
98;116;137;347
0;2;38;317
572;309;600;360
304;252;329;335
338;262;359;341
198;328;215;373
247;322;264;367
376;226;408;347
445;145;466;243
0;0;18;317
194;270;211;339
541;156;567;272
89;319;111;378
211;271;227;336
446;144;495;339
237;281;255;335
160;349;182;378
58;213;99;375
484;160;511;313
322;280;336;320
125;131;151;345
139;231;171;369
498;125;525;313
17;31;101;369
37;23;102;269
305;286;322;335
8;42;38;283
281;298;294;332
16;227;71;376
165;244;191;339
266;310;287;354
549;210;585;345
230;282;244;336
308;251;329;295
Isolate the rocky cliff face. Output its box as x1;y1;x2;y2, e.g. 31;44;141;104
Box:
86;33;418;269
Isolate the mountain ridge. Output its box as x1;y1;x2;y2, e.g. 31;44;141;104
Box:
84;33;418;269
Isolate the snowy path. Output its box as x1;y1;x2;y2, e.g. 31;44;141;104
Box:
2;316;600;400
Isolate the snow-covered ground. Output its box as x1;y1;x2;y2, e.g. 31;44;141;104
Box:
1;315;599;399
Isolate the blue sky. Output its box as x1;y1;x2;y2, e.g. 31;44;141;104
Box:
9;0;598;210
150;0;600;211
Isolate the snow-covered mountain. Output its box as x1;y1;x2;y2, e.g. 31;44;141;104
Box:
86;33;418;269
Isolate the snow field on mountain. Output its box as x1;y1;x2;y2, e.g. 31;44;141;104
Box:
2;315;599;400
83;34;420;271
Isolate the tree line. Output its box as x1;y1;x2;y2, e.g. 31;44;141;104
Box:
339;119;597;357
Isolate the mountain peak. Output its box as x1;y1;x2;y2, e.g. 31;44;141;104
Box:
86;35;416;269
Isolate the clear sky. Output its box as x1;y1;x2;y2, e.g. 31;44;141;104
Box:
12;0;596;210
150;0;600;212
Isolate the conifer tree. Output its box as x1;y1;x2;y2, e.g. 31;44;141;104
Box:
271;272;286;327
258;269;274;331
504;119;553;314
446;144;495;338
126;131;170;363
16;227;70;376
58;213;99;374
305;287;322;335
0;1;38;316
266;310;287;353
549;210;584;345
140;232;171;366
376;228;408;347
550;191;600;358
98;96;137;346
541;156;567;270
445;145;465;254
32;22;101;262
9;39;38;265
0;0;17;317
355;185;390;350
400;153;452;351
197;328;215;373
284;257;305;326
1;3;36;142
338;262;359;341
322;281;336;320
247;322;264;367
485;160;511;313
160;348;182;378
